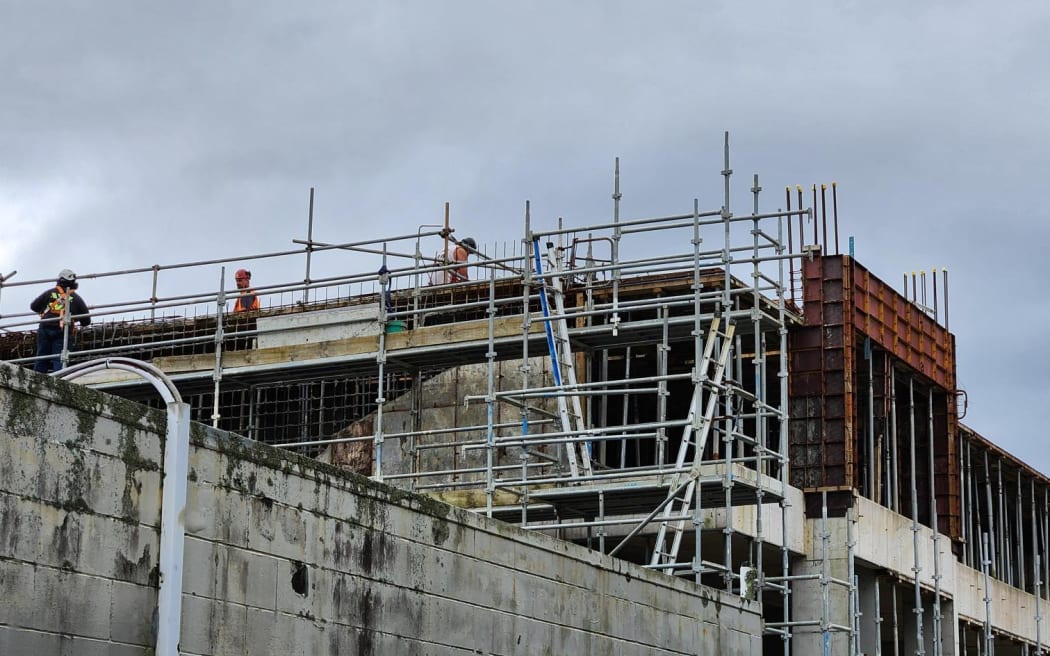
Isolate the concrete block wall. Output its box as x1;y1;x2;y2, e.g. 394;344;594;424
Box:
0;362;763;655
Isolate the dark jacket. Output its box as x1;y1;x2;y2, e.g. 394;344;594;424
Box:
30;286;91;332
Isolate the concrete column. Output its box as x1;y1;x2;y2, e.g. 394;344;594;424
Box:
858;569;881;655
792;516;852;655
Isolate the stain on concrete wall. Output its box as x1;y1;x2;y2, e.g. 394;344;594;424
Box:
0;361;761;655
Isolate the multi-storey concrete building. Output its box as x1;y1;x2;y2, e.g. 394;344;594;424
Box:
1;141;1041;654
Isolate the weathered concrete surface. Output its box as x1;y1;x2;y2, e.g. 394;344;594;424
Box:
374;357;561;482
0;362;763;655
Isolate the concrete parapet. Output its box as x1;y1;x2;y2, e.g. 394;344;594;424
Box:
0;361;763;654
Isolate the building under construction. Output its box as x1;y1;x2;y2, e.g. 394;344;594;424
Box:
1;139;1044;655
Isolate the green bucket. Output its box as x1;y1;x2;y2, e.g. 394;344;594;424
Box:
385;320;406;334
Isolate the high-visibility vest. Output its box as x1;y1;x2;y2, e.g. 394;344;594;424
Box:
234;290;259;312
41;287;75;328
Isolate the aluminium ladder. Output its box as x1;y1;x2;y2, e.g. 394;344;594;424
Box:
648;317;736;569
531;238;593;478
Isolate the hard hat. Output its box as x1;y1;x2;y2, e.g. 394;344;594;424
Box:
235;268;251;280
461;238;477;250
57;269;77;283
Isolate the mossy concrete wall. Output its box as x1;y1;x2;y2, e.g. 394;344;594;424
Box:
0;362;763;655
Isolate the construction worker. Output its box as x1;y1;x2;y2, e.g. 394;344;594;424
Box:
29;269;91;373
450;237;476;282
233;268;260;312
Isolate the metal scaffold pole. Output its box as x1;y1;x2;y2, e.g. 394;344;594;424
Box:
875;578;883;656
982;532;994;655
373;245;389;482
519;201;533;526
0;136;817;655
211;267;226;428
927;389;943;656
908;376;925;655
485;269;497;517
1033;478;1043;654
821;491;832;656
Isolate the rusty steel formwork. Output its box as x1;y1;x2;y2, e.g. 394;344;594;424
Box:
789;255;961;538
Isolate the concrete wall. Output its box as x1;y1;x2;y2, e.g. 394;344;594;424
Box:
0;362;763;655
374;357;561;483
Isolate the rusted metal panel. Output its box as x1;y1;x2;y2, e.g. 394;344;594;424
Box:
851;260;954;391
788;255;855;491
789;255;960;537
848;258;959;539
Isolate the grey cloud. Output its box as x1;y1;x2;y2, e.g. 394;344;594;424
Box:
1;0;1048;470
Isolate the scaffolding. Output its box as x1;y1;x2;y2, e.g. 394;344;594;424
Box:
4;135;1049;655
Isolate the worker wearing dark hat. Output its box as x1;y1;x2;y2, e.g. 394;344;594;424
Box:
29;269;91;373
451;237;476;282
233;268;260;312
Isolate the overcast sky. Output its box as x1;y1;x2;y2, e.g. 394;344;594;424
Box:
2;2;1048;472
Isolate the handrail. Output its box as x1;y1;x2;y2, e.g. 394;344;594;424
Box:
55;358;189;656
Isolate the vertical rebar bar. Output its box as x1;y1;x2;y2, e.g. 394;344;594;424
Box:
797;186;805;249
820;183;828;254
942;269;950;332
812;185;819;248
832;181;840;256
931;267;939;324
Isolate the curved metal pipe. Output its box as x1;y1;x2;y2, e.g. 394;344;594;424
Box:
55;358;189;656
